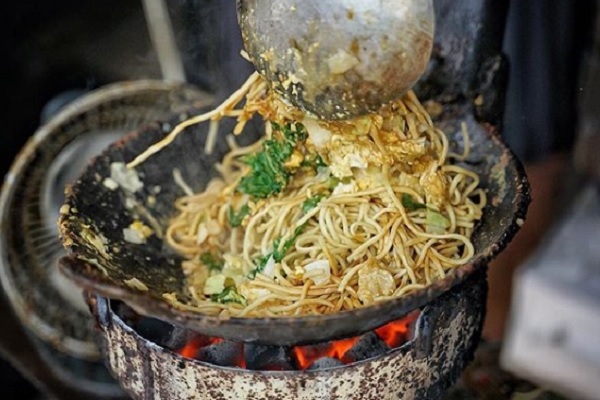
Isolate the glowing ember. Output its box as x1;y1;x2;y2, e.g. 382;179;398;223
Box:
293;336;360;370
375;311;419;348
179;336;223;359
177;312;419;370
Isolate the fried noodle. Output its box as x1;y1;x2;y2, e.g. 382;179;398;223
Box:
137;74;486;318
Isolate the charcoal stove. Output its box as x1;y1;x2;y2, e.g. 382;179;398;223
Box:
88;270;487;400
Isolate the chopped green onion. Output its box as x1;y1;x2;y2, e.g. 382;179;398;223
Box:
210;286;246;305
401;193;427;212
228;204;250;227
199;252;224;272
301;195;324;214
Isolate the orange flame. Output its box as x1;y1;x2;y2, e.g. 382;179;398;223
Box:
178;336;223;359
292;336;360;370
374;311;419;348
177;312;419;370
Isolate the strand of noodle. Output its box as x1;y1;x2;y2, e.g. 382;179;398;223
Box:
317;207;342;247
269;299;336;313
339;263;365;293
436;127;450;165
392;233;417;279
127;72;260;168
273;267;294;288
428;256;446;279
187;211;205;237
423;257;432;284
448;121;471;161
376;216;405;259
348;218;396;262
237;294;279;316
406;113;419;140
442;165;481;196
321;238;340;277
446;203;457;233
406;90;434;127
166;223;201;255
204;119;220;155
429;244;474;266
323;207;357;248
172;168;194;196
248;280;338;296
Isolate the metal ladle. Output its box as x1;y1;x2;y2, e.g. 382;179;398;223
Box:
237;0;435;120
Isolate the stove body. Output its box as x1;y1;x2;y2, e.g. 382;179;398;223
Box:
91;272;487;400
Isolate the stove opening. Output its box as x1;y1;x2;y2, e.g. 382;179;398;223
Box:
177;311;420;371
113;301;420;371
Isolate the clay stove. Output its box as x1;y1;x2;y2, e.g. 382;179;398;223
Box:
88;271;486;400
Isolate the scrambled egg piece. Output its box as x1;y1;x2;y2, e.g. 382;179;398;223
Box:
326;134;383;178
392;171;421;190
419;164;447;207
385;137;429;164
123;220;154;244
357;263;395;305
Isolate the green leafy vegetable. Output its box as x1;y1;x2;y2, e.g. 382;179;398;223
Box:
210;286;246;305
199;252;224;272
248;224;306;278
302;154;327;169
272;224;305;262
327;176;341;190
236;140;292;198
401;194;427;212
326;176;352;190
274;121;308;142
236;122;307;199
228;204;250;227
301;195;324;214
247;254;271;279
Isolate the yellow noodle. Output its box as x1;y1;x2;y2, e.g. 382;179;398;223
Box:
147;74;487;317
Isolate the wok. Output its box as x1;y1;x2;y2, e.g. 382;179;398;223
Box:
58;0;528;345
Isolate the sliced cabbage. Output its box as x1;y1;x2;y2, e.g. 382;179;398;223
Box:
426;209;450;234
303;260;331;285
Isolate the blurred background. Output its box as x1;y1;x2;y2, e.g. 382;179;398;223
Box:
0;0;599;399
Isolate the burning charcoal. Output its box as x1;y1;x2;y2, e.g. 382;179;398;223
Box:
375;311;420;348
164;325;198;351
198;340;244;367
134;317;176;348
341;332;390;364
307;357;344;370
244;344;294;371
